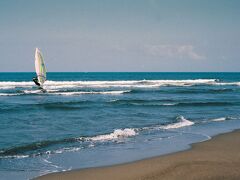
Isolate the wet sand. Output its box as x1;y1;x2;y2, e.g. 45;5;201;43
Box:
36;130;240;180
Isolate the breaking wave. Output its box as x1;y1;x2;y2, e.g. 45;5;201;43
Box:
0;79;239;98
0;90;130;96
210;116;237;122
0;115;196;159
43;79;219;88
0;128;138;159
1;79;239;90
211;117;227;122
0;93;22;96
85;128;137;141
53;90;130;96
1;114;238;159
160;116;195;129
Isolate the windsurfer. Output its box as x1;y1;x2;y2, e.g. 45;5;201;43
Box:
33;77;40;86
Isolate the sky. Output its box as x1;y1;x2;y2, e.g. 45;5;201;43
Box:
0;0;239;72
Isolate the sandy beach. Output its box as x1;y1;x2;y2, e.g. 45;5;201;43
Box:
36;130;240;180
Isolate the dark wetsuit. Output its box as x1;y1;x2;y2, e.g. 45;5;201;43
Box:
33;77;40;86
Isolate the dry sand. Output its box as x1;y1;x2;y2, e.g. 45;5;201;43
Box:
36;130;240;180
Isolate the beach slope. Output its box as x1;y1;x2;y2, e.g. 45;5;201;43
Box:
36;130;240;180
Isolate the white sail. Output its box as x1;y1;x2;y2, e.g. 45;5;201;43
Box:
35;48;46;86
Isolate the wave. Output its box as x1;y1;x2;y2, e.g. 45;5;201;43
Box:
0;81;33;89
0;86;16;90
211;117;227;122
210;116;237;122
130;88;236;95
1;115;238;159
0;90;130;97
161;116;195;129
2;79;240;89
0;136;80;158
109;99;236;107
0;100;96;112
23;90;43;94
43;79;219;88
85;128;137;141
175;102;236;107
215;82;240;86
53;90;130;96
1;80;239;94
0;93;22;96
166;88;235;94
0;128;138;158
1;155;30;159
162;103;177;106
19;101;93;111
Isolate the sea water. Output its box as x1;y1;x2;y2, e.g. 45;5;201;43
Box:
0;72;240;179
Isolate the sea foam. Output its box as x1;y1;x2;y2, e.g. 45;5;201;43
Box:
0;93;21;96
161;116;195;129
1;79;240;90
86;128;138;141
53;90;130;96
210;116;237;122
211;117;227;122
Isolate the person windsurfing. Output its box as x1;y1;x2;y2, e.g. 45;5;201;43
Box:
32;77;40;86
33;48;47;89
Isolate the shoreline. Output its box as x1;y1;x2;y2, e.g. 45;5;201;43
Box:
36;129;240;180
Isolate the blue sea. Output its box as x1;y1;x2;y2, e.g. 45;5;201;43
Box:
0;72;240;179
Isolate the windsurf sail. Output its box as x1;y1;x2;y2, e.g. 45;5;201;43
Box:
35;48;46;86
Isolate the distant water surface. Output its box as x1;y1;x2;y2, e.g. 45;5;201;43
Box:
0;72;240;179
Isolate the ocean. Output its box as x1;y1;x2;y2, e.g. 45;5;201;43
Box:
0;72;240;179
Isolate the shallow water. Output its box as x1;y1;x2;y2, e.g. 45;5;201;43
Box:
0;72;240;179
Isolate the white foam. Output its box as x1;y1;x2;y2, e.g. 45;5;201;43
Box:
0;81;33;86
24;89;59;93
0;86;15;89
0;155;29;159
0;93;21;96
42;158;62;169
210;117;237;122
23;90;43;94
163;103;177;106
161;116;195;129
86;128;137;141
0;90;59;96
53;147;82;154
214;82;240;86
1;79;240;89
211;117;227;122
53;90;130;96
44;79;218;88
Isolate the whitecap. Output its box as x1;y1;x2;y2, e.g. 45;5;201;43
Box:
0;86;15;89
161;116;195;129
2;79;240;90
0;81;33;86
23;90;43;94
43;79;218;88
0;155;29;159
53;90;130;96
210;116;237;122
0;93;21;96
162;103;177;106
85;128;138;141
211;117;227;122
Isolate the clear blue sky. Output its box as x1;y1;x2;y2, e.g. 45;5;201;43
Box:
0;0;239;72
